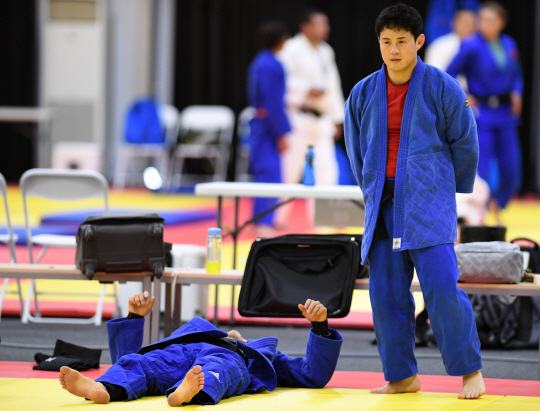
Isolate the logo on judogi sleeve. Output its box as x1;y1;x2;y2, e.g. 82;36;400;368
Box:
465;99;470;108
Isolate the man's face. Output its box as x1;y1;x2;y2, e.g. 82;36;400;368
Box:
302;13;330;43
378;27;424;76
453;10;476;39
478;8;505;40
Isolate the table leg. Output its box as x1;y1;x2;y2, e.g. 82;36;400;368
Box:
214;196;222;326
230;197;239;324
142;276;151;346
173;283;182;331
151;276;161;343
164;283;172;337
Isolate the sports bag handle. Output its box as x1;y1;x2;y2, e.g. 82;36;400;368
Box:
511;238;540;250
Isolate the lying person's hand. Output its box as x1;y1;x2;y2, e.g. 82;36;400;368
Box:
128;291;155;318
227;329;247;343
298;299;327;322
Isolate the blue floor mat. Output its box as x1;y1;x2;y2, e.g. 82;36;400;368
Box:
39;209;216;226
0;210;216;245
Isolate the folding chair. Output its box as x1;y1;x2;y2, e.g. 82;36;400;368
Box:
168;105;235;188
20;168;118;325
235;107;256;182
113;99;180;188
0;172;24;321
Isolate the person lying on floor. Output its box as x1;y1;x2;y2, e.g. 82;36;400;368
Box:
59;291;343;406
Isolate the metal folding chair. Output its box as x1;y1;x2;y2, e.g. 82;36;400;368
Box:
168;105;235;189
20;168;119;325
0;172;23;321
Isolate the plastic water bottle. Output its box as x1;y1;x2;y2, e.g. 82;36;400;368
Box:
302;145;315;186
206;228;222;274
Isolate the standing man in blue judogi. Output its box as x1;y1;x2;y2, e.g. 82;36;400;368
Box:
447;2;523;219
344;4;485;399
247;22;291;232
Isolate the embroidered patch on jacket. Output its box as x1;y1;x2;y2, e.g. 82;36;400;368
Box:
209;371;220;381
465;99;470;108
393;238;402;249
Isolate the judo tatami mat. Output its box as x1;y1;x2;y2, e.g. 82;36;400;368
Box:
1;377;540;411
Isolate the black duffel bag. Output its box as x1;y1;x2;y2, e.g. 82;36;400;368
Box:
238;234;365;318
75;213;166;279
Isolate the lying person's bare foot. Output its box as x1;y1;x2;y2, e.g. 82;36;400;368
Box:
167;365;205;406
371;373;421;394
458;370;485;399
58;366;110;404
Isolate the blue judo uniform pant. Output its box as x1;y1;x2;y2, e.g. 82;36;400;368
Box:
476;105;522;209
249;120;282;226
96;343;250;404
369;197;482;381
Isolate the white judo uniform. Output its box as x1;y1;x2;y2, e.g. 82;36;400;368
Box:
278;33;345;185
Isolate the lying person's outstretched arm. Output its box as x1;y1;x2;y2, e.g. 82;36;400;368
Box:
107;291;155;363
272;299;343;388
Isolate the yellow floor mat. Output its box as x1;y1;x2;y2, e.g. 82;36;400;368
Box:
2;378;539;411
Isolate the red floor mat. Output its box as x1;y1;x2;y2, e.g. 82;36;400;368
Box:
326;371;540;397
1;362;538;397
0;299;116;318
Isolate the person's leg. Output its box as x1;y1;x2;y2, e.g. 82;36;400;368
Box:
410;244;484;399
493;123;522;208
59;366;110;404
93;345;195;401
368;199;420;392
250;141;282;226
475;121;495;192
167;350;250;406
313;119;338;186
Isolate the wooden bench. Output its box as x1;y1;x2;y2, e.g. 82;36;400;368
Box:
161;268;540;379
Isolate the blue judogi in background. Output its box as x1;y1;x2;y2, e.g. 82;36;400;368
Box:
447;32;523;208
345;57;482;381
247;49;291;226
96;316;342;404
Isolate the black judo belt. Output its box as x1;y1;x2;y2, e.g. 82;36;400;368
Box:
138;335;249;365
375;179;395;241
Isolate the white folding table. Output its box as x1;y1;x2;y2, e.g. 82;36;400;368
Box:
194;182;365;323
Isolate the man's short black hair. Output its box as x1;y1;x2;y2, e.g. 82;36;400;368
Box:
299;8;325;25
375;3;423;40
259;21;289;50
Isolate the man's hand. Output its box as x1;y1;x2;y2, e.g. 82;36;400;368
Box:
511;91;522;117
307;88;325;98
276;135;288;153
128;291;155;318
466;93;479;111
298;299;327;322
227;330;247;343
333;123;343;140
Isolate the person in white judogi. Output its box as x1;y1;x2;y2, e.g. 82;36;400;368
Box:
278;9;345;187
424;8;476;89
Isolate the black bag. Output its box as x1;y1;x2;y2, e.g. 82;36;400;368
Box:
238;234;364;318
75;213;166;279
460;224;506;243
470;294;540;349
511;238;540;273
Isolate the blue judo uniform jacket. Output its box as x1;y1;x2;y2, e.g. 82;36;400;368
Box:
447;33;523;127
101;316;343;404
344;57;479;263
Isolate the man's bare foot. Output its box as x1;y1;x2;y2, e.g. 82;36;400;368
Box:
167;365;205;407
58;366;110;404
371;374;421;394
459;370;485;399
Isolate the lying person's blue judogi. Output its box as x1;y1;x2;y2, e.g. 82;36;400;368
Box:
58;294;343;406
